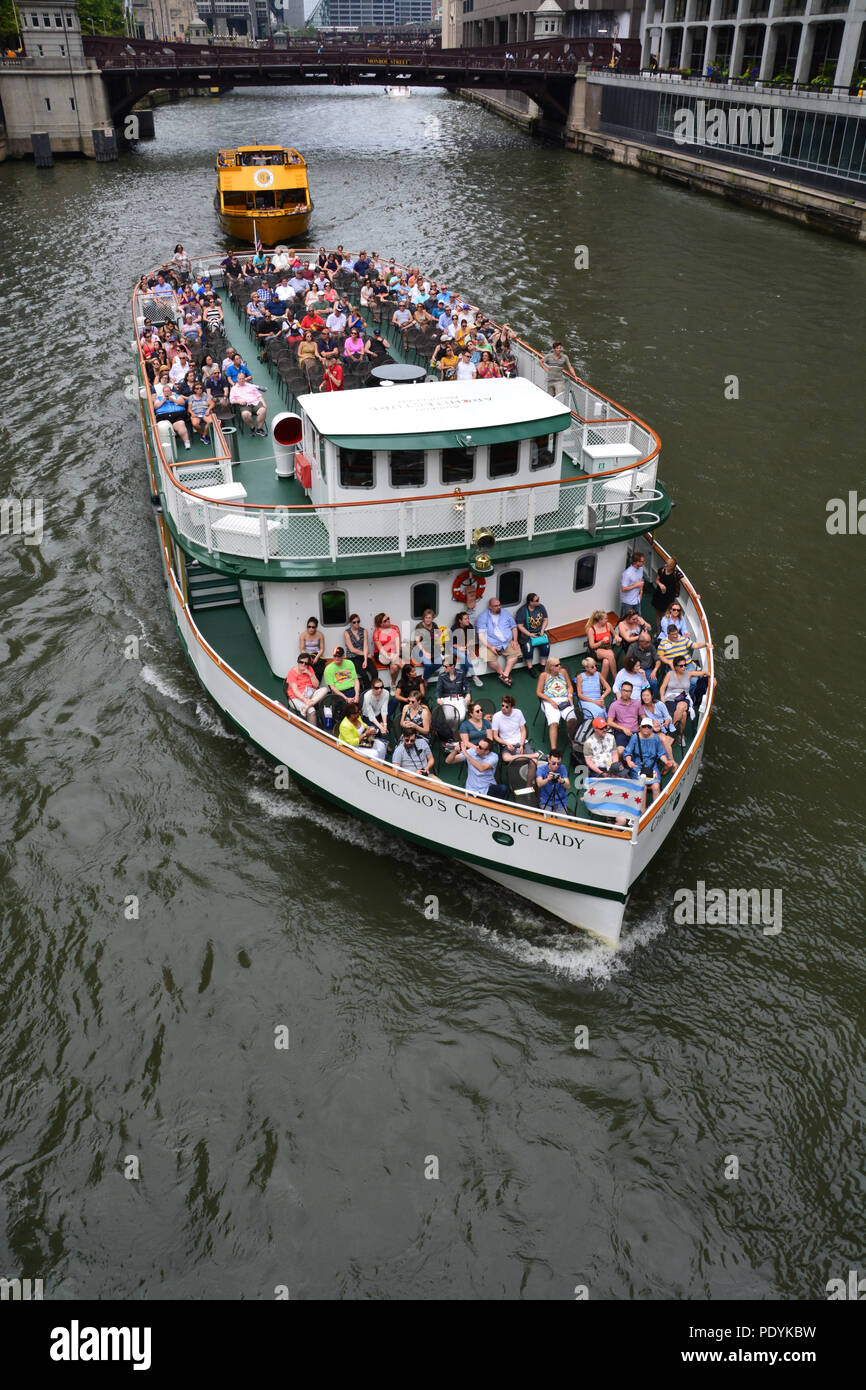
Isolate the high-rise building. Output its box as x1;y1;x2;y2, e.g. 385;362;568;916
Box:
454;1;643;48
306;0;434;27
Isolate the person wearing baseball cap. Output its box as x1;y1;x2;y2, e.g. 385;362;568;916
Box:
583;717;628;778
623;719;674;802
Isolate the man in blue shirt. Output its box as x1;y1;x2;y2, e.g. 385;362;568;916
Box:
354;252;370;278
476;598;519;685
624;719;674;803
225;353;251;385
536;752;570;812
446;737;508;799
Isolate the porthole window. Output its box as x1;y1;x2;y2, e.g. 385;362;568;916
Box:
321;589;348;627
574;555;597;591
411;582;438;619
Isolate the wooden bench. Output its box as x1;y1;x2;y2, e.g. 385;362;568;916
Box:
546;611;618;648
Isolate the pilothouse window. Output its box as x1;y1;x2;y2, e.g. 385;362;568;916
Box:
488;440;519;479
339;447;374;489
530;433;555;470
390;450;425;489
441;446;474;485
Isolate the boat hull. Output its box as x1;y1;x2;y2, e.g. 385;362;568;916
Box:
216;208;312;244
150;517;705;949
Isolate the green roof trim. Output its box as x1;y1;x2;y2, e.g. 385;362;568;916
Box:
327;414;570;452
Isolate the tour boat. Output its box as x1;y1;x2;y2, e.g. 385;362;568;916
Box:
133;252;715;948
214;143;312;244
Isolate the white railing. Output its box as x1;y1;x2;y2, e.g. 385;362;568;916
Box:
136;253;664;564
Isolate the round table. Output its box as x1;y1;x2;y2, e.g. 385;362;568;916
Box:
370;363;427;386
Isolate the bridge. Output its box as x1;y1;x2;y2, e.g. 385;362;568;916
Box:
81;36;639;130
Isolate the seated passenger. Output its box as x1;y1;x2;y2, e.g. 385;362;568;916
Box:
657;623;711;674
435;654;468;723
297;330;321;374
323;646;359;713
372;611;403;683
152;370;191;449
583;716;629;778
246;292;265;322
639;686;676;760
659;601;688;639
535;751;570;812
344;328;366;359
414;608;443;683
455;350;476;381
476;598;519;686
299;617;326;679
586;609;619;683
343;614;370;683
395;662;426;707
391;728;434;776
432;338;459;380
229;371;268;436
338;701;379;751
613;654;650;703
574;656;611;720
284;654;328;724
400;690;432;738
491;694;535;765
659;657;693;741
623;719;674;803
626;630;662;699
536;657;577;753
186;381;215;441
225;352;251;385
362;676;392;740
181;313;202;345
616;606;650;652
459;700;493;750
606;682;641;748
151;272;174;301
392;304;412;333
445;736;508;800
475;347;501;379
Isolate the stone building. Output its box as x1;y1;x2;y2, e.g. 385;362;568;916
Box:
0;0;114;156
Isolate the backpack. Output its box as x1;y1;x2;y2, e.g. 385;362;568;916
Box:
570;717;593;763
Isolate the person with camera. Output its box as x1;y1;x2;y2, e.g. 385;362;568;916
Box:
623;719;674;804
391;728;435;776
535;752;570;813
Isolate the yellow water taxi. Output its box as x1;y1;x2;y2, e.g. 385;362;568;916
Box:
214;143;312;245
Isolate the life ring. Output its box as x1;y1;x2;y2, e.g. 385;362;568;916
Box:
253;168;274;188
452;569;485;605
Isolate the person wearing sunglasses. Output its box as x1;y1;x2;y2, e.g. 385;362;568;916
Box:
362;677;393;739
298;616;326;680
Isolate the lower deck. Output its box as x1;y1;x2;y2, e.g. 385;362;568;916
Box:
191;586;700;820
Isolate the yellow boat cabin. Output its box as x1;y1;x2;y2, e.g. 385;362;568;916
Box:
214;143;313;246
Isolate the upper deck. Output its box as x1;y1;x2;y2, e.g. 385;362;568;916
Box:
135;252;670;579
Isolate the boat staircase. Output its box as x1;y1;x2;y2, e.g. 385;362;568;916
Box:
186;560;242;612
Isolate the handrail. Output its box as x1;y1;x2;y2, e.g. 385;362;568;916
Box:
637;537;715;832
133;251;662;518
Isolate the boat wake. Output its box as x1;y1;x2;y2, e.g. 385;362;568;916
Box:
471;904;669;982
246;784;417;864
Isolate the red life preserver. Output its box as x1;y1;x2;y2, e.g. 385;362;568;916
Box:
452;569;486;605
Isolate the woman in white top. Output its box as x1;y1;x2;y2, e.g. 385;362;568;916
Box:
535;657;577;753
612;655;649;703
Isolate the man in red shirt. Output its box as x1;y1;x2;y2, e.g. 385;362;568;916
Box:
300;309;325;334
320;360;344;392
284;654;328;724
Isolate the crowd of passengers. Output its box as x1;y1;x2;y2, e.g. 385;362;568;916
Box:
137;243;576;437
283;552;714;813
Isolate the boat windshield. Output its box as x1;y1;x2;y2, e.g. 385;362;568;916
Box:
239;151;285;167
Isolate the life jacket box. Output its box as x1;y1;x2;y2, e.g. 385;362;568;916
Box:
295;454;312;489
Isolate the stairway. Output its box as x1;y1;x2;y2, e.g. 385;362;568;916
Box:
186;560;242;611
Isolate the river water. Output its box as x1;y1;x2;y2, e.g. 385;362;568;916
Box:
0;84;863;1301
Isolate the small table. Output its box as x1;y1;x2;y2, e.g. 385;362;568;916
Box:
371;363;426;386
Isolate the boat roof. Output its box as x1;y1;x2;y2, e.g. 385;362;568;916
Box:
297;377;571;450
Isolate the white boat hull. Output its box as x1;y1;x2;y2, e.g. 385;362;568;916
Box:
154;522;706;949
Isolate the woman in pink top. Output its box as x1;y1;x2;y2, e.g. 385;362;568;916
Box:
344;329;366;360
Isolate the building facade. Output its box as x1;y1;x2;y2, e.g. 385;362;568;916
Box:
131;0;204;39
640;0;866;89
2;0;113;155
306;0;434;25
454;1;640;48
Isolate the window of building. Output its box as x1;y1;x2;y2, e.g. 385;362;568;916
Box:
44;95;50;109
497;569;522;608
338;446;374;489
411;582;438;619
441;445;474;485
390;449;425;489
54;13;62;25
320;589;348;628
529;433;555;470
488;440;519;479
42;13;51;25
30;14;39;26
69;96;75;109
574;555;597;591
